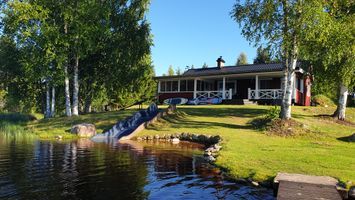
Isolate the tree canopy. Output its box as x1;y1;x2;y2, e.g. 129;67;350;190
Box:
236;52;248;66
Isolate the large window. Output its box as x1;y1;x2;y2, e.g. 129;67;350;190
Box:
160;80;179;92
160;80;194;92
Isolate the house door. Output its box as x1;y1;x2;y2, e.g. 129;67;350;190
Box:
236;79;254;99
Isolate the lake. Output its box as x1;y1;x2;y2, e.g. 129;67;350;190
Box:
0;136;274;199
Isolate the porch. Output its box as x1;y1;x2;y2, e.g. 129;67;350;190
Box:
157;72;284;102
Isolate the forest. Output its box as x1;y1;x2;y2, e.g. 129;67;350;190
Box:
0;0;155;118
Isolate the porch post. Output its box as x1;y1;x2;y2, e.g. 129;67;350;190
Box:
255;75;259;99
193;78;197;98
222;77;226;99
158;81;161;93
178;80;180;92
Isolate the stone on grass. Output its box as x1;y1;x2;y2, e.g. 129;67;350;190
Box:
172;138;180;144
71;123;96;138
55;135;63;140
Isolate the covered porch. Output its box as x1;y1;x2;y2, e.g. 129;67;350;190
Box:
157;72;284;102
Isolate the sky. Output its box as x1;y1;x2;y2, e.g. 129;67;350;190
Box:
147;0;257;76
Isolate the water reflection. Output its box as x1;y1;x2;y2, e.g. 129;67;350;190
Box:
0;137;274;200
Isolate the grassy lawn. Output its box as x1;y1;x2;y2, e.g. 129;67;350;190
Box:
138;105;355;187
0;108;141;139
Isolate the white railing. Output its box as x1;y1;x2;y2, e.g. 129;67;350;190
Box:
248;88;283;99
196;89;232;100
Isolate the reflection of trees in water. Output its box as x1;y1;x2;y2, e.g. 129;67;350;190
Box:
0;138;150;200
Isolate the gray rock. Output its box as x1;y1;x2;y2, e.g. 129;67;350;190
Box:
71;123;96;138
205;155;216;162
209;135;222;144
55;135;63;140
172;138;180;143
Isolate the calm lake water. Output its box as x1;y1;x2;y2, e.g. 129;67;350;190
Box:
0;136;274;200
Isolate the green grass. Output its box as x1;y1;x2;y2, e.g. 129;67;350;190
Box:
138;105;355;187
27;108;140;139
1;107;143;139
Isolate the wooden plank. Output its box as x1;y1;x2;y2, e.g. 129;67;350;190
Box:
277;181;342;200
275;173;339;186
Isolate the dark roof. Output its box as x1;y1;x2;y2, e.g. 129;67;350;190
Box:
154;62;305;80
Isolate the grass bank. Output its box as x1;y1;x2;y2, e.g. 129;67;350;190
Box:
137;105;355;187
0;108;141;139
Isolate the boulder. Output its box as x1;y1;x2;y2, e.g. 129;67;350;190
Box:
172;138;180;143
71;123;96;138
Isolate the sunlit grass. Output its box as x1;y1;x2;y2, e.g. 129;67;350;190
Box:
138;105;355;187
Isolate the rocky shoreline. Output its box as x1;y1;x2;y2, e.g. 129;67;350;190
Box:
135;133;222;163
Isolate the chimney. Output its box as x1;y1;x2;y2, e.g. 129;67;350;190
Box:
216;56;225;68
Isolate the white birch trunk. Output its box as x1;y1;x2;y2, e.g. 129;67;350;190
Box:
281;58;297;120
334;84;348;120
45;82;51;118
51;87;55;118
72;55;79;116
64;64;72;117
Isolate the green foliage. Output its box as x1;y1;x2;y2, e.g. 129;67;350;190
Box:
168;65;174;76
253;46;272;64
1;0;155;115
266;106;280;120
236;52;248;65
0;113;37;123
312;95;336;107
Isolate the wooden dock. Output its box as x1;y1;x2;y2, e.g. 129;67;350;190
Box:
274;173;343;200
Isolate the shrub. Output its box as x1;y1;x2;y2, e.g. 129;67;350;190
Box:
312;94;336;107
266;106;280;120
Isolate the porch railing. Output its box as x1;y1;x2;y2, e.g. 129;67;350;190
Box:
248;88;283;99
195;89;232;100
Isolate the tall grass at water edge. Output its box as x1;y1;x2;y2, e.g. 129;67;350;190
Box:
0;113;37;139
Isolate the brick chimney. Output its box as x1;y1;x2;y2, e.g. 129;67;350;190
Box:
216;56;225;68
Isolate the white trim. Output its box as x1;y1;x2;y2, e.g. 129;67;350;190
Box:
193;78;197;98
222;77;226;99
156;71;284;81
158;81;161;93
255;75;259;99
178;80;180;92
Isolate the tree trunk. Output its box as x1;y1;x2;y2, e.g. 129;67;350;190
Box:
84;95;92;113
72;55;79;116
280;58;297;120
51;87;55;118
333;83;348;120
45;82;51;118
64;64;72;117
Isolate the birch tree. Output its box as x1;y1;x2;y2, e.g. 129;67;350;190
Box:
299;0;354;120
232;0;306;120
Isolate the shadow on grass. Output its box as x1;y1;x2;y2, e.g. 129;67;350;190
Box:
147;109;255;131
337;135;355;143
179;107;268;119
32;109;139;132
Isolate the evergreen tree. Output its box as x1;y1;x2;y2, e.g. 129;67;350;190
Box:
236;52;248;66
253;46;271;64
202;62;208;68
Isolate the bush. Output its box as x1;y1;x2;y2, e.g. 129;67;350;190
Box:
266;106;280;120
312;94;336;107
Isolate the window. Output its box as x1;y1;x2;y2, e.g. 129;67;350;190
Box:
187;80;194;91
160;81;166;92
159;80;179;92
172;81;178;91
180;80;187;91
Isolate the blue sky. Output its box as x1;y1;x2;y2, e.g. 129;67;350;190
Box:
147;0;257;76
